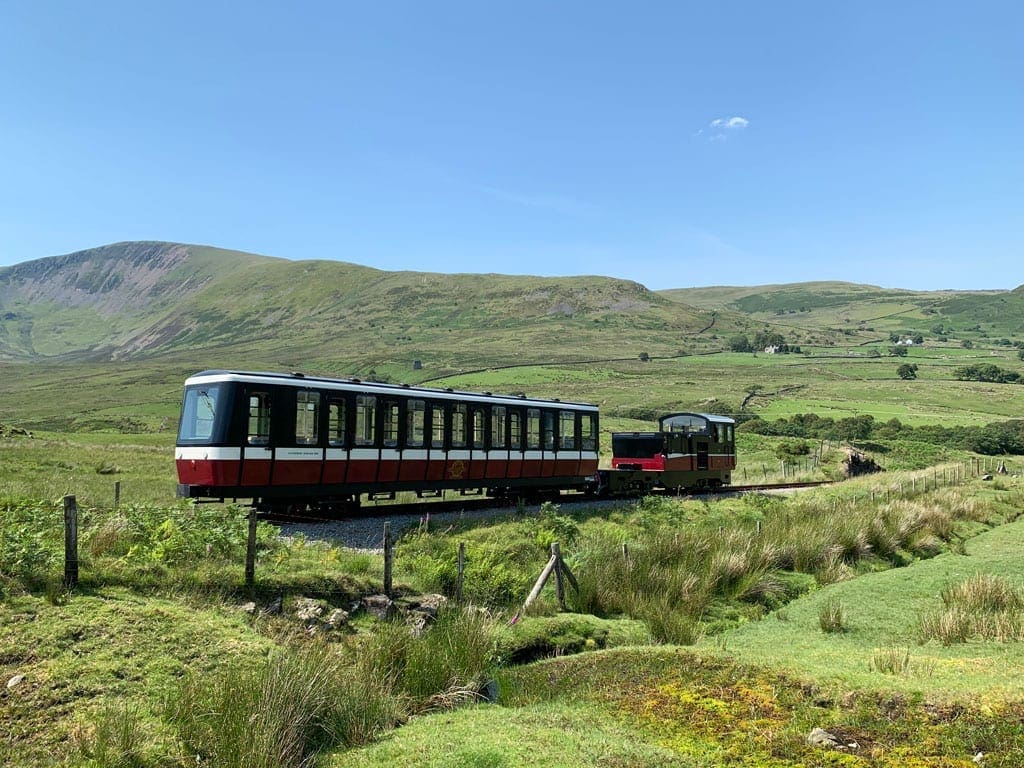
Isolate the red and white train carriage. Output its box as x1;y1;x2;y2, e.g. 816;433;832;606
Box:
176;370;600;512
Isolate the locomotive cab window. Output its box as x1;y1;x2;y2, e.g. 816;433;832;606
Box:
247;391;271;445
295;391;320;445
178;384;225;443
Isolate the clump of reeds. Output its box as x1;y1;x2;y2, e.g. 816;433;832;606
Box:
818;596;847;634
918;573;1024;645
870;644;912;675
165;605;495;768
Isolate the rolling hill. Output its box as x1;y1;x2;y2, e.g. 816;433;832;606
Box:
0;241;756;371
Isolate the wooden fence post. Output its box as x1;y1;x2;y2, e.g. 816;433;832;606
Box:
245;507;257;586
456;541;465;603
383;521;393;597
63;495;78;589
114;481;121;510
551;542;565;610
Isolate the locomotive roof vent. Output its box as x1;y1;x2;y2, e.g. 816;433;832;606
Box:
445;388;454;392
291;371;305;377
483;391;492;396
401;383;410;388
350;378;361;383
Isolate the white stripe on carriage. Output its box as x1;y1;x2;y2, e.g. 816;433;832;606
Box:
276;448;324;460
175;446;241;461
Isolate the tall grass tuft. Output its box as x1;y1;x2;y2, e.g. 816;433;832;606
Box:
168;607;495;767
918;573;1024;645
168;643;401;768
363;606;496;712
818;596;847;633
871;645;912;676
72;701;146;768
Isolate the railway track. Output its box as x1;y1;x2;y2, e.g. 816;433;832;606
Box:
261;480;832;526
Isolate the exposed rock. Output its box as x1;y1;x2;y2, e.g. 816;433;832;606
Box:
807;727;840;748
7;674;26;689
239;601;257;615
262;596;283;616
841;449;883;478
292;597;325;623
479;678;500;703
324;609;350;630
362;594;396;620
982;474;993;481
397;593;448;618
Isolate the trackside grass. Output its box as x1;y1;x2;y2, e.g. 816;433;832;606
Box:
3;468;1024;765
706;493;1024;699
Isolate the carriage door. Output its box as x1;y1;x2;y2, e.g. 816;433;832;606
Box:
696;441;709;471
240;389;273;487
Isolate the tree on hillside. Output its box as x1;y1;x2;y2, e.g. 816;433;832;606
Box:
728;334;752;353
889;345;909;357
752;331;786;351
897;363;919;380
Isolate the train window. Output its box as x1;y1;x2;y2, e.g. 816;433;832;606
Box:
178;384;223;443
559;411;576;450
451;404;467;448
328;399;346;447
526;409;541;450
355;395;376;446
727;424;734;442
248;392;271;445
510;411;522;450
471;409;485;449
295;391;320;445
491;406;507;449
542;412;555;451
407;399;425;447
582;413;597;451
430;404;445;448
382;401;399;447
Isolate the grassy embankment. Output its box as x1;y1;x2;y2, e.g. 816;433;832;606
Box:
4;468;1024;766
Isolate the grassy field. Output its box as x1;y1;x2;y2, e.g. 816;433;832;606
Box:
5;247;1024;765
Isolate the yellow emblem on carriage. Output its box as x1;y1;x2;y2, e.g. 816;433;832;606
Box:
448;460;466;479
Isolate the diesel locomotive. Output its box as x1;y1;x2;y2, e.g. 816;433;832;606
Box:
175;370;735;513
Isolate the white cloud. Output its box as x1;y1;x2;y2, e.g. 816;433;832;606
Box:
710;116;749;130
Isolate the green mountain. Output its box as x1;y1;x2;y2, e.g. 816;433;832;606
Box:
0;242;748;373
663;281;1024;341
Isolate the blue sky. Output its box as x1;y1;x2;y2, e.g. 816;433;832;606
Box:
1;1;1021;290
